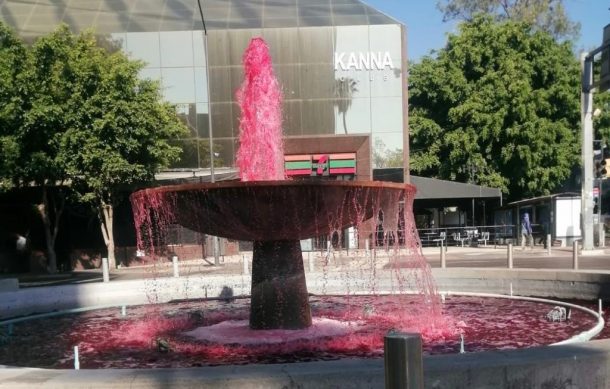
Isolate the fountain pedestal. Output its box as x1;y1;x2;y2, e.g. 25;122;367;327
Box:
131;180;411;331
250;240;311;329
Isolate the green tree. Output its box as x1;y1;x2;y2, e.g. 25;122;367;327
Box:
7;25;79;273
0;23;27;190
4;24;186;272
409;16;580;200
594;91;610;160
49;27;187;270
437;0;580;40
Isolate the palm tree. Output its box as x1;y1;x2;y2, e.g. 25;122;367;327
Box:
334;77;358;134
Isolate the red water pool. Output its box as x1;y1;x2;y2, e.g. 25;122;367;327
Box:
0;295;600;369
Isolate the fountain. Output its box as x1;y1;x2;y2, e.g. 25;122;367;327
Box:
0;37;607;388
130;37;441;332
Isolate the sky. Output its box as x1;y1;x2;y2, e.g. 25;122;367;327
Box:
365;0;610;61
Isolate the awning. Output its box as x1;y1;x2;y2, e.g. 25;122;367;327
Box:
373;168;502;200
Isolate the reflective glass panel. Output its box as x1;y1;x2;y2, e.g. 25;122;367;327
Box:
371;97;402;132
161;67;196;103
196;102;210;138
170;139;199;169
125;32;161;68
210;102;234;138
160;31;194;67
194;67;210;103
334;97;371;134
302;100;334;134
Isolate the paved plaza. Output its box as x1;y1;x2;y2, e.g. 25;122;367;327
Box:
9;243;610;288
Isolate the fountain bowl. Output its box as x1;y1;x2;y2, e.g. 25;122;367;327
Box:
131;180;412;242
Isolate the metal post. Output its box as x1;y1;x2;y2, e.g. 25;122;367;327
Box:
440;242;446;268
102;257;109;283
546;234;552;256
581;52;595;251
74;346;80;370
172;255;179;278
197;0;220;266
308;252;314;273
242;255;249;274
507;243;513;269
573;240;579;269
384;332;424;389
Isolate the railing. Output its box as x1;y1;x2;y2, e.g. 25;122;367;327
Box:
417;225;516;247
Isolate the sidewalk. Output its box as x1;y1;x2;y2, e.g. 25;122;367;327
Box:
5;243;610;288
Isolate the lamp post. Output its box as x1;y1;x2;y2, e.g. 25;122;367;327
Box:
197;0;220;265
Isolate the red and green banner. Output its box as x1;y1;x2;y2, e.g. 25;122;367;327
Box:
284;153;356;177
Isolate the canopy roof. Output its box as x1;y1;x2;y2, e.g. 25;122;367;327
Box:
373;169;502;200
0;0;399;38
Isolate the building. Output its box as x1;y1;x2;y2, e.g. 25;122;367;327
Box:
0;0;408;177
0;0;410;269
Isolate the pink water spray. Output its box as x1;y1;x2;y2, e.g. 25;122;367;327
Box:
235;37;285;181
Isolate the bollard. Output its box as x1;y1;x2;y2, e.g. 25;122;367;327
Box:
384;332;424;389
572;241;579;270
510;282;513;296
172;255;179;278
459;334;465;354
546;234;552;256
599;299;603;315
507;243;513;269
365;238;370;256
440;242;446;268
242;255;249;274
121;306;126;317
74;346;80;370
102;257;110;283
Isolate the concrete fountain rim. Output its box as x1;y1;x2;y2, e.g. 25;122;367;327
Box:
1;270;610;388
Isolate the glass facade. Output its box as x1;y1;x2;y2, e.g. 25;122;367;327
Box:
1;0;406;170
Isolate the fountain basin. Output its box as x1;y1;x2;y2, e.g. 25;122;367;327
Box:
131;180;410;241
1;268;609;388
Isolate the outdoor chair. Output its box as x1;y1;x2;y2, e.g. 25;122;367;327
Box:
477;231;490;246
432;231;446;246
452;232;468;247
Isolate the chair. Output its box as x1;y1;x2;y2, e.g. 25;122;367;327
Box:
452;232;468;247
477;231;490;246
432;231;446;246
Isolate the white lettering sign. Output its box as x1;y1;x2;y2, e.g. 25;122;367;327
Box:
334;52;394;71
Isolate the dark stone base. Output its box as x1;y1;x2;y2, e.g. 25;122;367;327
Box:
249;240;312;329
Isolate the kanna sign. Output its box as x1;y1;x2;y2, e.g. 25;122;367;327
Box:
334;51;394;71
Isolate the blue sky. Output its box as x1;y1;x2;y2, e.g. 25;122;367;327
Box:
365;0;609;61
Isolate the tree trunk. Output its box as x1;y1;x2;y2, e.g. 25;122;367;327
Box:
99;201;116;269
38;185;63;274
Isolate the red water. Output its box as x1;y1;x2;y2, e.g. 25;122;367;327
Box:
0;296;599;369
235;37;285;181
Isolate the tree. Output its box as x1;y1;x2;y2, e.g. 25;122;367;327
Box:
0;23;27;190
334;77;358;134
437;0;580;41
49;27;187;270
3;24;186;272
373;139;403;169
409;16;580;201
7;25;80;273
